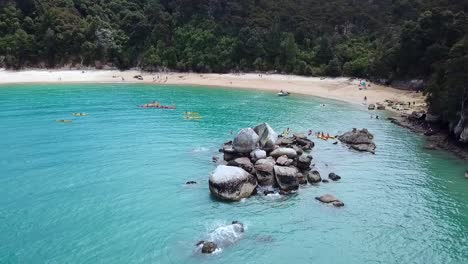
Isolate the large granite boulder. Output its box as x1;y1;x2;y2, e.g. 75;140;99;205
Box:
296;154;312;170
253;123;278;151
270;148;298;159
274;166;299;191
233;128;259;153
254;158;276;186
228;157;254;173
209;165;257;201
338;128;376;154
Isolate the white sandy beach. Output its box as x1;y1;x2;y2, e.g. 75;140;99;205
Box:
0;69;425;112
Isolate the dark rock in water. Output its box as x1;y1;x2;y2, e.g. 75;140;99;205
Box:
307;170;321;184
254;158;276;186
333;141;338;145
338;128;376;154
377;105;386;110
233;128;260;153
253;123;278;151
276;155;293;166
333;201;345;207
209;165;257;201
212;156;219;162
196;240;205;247
296;154;312;170
228;157;254;173
270;148;298;158
368;104;375;110
322;179;329;183
186;181;197;184
274;165;299;191
328;172;341;181
201;241;217;254
296;172;308;185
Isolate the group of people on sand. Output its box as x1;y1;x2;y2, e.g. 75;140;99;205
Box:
152;75;168;83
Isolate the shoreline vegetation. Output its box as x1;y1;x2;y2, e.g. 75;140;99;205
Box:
2;68;467;160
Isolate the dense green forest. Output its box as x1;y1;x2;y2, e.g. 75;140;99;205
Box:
0;0;467;137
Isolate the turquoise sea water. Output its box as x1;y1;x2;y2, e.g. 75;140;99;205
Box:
0;84;467;264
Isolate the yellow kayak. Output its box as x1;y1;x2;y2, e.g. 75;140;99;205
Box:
56;119;73;123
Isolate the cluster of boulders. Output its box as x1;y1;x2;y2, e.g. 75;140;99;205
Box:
338;128;376;154
209;123;344;204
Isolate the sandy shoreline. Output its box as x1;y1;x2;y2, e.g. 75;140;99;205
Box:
0;69;425;113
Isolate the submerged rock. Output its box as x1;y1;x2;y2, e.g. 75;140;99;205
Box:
233;128;259;153
186;181;197;185
254;158;276;186
315;194;344;207
253;123;278;151
209;165;257;201
270;148;298;159
274;166;299;191
338;128;376;154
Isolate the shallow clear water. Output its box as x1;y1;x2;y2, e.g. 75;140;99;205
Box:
0;84;467;264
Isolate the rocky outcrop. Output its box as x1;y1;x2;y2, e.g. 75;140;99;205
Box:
254;158;276;186
368;104;375;110
274;166;299;191
270;148;298;159
233;128;259;153
228;157;254;173
209;165;257;201
253;123;278;151
338;128;376;154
